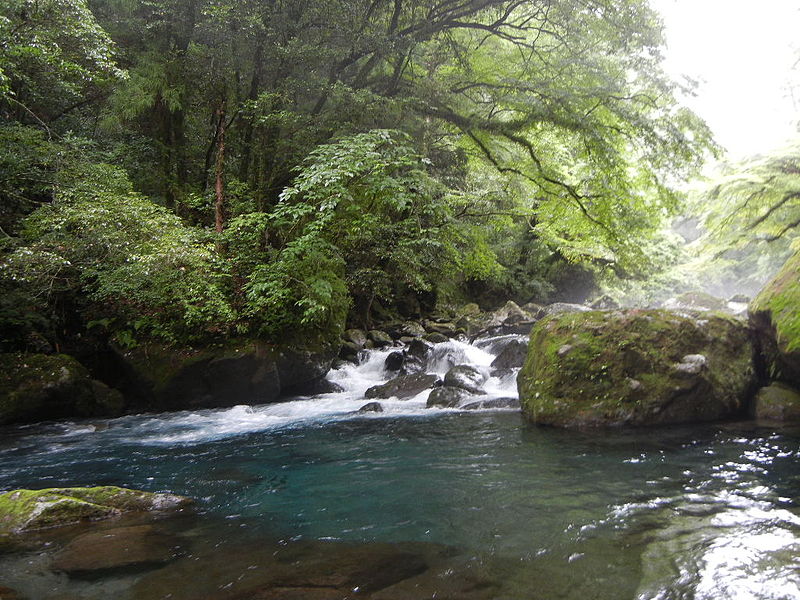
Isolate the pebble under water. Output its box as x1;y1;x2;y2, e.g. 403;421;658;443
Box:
0;338;799;599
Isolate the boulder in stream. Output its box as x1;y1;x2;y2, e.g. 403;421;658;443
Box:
0;487;192;534
443;365;487;394
518;310;757;427
750;249;800;385
754;383;800;423
0;353;124;425
52;524;181;577
426;386;479;408
365;373;441;400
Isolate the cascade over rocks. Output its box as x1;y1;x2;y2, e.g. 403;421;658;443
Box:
518;310;757;428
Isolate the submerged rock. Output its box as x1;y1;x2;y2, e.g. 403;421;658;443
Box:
52;524;180;577
0;486;191;534
443;365;487;394
0;353;124;425
754;383;800;422
462;397;520;411
518;310;757;428
365;373;441;400
358;402;384;413
750;250;800;385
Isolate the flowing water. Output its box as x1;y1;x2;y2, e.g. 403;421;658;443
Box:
1;336;799;599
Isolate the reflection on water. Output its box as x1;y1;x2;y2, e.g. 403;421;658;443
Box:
0;339;798;598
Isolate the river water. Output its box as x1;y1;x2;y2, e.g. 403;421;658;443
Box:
1;336;799;599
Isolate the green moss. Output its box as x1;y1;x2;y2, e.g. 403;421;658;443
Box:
518;309;755;427
752;251;800;353
0;486;191;534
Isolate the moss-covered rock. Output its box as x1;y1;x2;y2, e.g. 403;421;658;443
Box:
122;340;335;411
0;353;124;425
0;486;191;534
518;310;757;428
750;250;800;384
754;383;800;422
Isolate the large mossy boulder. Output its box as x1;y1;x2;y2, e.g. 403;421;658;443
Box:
518;310;757;428
0;486;191;534
753;383;800;422
0;353;124;425
750;250;800;384
123;341;335;411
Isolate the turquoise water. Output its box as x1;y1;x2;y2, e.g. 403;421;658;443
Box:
1;340;800;598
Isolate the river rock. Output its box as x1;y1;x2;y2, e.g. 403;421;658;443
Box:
663;291;727;312
365;373;441;400
0;353;124;425
462;397;520;410
542;302;591;317
426;386;478;408
589;294;620;310
343;329;368;349
750;249;800;384
443;365;487;394
754;383;800;422
518;310;757;427
385;351;405;372
368;330;394;348
0;487;192;534
490;339;529;370
423;332;449;344
52;524;180;577
358;402;384;413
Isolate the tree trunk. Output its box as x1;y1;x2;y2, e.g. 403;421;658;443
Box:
214;101;227;234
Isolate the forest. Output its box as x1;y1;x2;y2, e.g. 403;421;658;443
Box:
4;1;800;599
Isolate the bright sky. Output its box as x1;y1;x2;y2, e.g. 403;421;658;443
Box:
653;0;800;159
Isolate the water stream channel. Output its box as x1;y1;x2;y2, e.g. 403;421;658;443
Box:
1;335;799;599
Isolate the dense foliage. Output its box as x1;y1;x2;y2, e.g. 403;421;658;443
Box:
0;0;723;352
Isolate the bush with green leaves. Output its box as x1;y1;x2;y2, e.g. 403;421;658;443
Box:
3;162;234;346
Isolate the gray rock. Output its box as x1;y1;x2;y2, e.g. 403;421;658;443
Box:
423;332;449;344
385;351;404;372
365;373;441;400
407;338;434;360
426;386;477;408
443;365;487;394
754;383;800;422
358;402;384;413
400;322;427;337
52;525;180;577
462;397;520;410
543;302;591;316
343;329;368;349
368;330;394;348
490;339;529;370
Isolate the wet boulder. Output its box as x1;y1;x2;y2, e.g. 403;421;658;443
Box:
343;329;368;349
368;330;394;348
426;386;478;408
490;339;529;370
462;397;520;411
52;524;181;577
0;486;191;534
444;365;487;394
518;310;757;428
358;402;384;413
542;302;591;317
0;353;124;425
365;373;441;400
423;332;449;344
750;250;800;385
663;291;727;312
754;383;800;422
385;351;405;372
